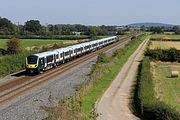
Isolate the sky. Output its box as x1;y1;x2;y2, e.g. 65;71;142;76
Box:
0;0;180;26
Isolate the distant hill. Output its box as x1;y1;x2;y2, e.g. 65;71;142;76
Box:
128;23;176;27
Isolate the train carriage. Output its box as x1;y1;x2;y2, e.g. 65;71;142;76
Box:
26;51;57;74
25;36;118;74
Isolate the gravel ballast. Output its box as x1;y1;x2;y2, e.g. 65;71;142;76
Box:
0;39;130;120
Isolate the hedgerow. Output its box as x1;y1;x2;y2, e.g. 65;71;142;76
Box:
145;48;180;62
134;57;180;120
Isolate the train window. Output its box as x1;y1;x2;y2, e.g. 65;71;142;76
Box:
77;48;82;52
85;46;89;49
74;49;78;53
99;42;103;45
93;44;96;47
47;55;53;63
85;45;91;49
70;50;73;54
60;53;63;57
27;55;38;64
65;51;70;56
39;58;45;66
56;55;58;59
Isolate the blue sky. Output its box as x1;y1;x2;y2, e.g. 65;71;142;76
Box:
0;0;179;25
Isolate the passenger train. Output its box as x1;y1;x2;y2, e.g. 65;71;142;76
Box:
25;36;118;74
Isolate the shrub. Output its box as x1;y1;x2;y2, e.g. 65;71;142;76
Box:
0;48;7;55
7;37;21;54
97;53;108;63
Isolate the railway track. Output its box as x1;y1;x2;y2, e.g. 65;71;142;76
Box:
0;36;131;104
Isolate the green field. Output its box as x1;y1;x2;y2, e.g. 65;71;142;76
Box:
149;41;180;50
0;39;78;49
151;34;180;39
152;62;180;111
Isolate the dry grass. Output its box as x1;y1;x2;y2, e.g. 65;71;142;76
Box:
151;61;180;111
151;34;180;39
149;41;180;50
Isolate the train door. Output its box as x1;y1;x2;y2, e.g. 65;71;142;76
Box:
39;57;45;70
54;54;56;64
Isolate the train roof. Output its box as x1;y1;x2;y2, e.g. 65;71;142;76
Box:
54;46;73;53
28;36;117;58
34;51;56;58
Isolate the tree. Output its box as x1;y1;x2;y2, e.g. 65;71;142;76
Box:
173;26;180;34
24;20;42;34
7;37;21;54
0;17;15;35
150;26;164;34
140;25;146;31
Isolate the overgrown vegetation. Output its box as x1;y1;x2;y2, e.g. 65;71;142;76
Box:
44;34;147;119
0;51;35;77
132;57;180;120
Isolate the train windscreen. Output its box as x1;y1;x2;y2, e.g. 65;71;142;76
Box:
27;56;38;64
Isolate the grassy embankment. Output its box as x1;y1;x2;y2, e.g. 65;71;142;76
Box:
44;34;147;119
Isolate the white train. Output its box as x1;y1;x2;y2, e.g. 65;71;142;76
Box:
25;36;118;74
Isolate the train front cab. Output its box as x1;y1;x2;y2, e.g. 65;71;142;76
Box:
26;55;47;74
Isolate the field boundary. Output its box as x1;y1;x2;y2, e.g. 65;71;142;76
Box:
132;57;180;120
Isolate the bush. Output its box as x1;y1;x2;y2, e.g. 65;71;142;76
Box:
97;53;108;63
7;37;21;54
0;48;7;55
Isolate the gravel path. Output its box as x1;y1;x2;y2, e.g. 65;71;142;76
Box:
96;37;149;120
0;39;131;120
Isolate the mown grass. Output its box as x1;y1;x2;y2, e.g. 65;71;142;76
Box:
152;62;180;110
149;41;180;50
0;36;107;49
0;39;66;49
81;34;147;119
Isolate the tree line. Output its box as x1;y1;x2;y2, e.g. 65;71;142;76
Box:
0;17;127;37
140;25;180;34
